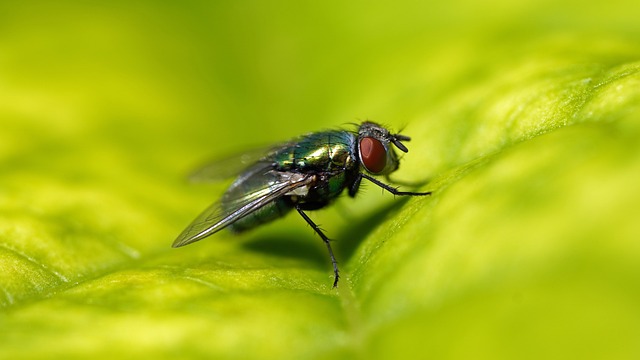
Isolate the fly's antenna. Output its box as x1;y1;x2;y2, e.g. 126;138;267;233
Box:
390;133;411;153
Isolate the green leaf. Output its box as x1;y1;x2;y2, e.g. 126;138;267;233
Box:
2;1;640;359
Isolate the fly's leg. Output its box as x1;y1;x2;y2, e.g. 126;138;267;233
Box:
295;205;340;288
360;173;432;196
348;172;362;197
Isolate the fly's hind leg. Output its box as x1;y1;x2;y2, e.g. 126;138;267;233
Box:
295;205;340;288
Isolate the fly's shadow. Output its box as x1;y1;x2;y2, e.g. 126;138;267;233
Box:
334;195;414;260
241;231;327;268
240;195;415;270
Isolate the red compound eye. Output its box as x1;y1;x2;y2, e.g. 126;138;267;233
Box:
359;137;387;173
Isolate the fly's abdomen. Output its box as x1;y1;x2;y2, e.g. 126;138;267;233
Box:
219;163;298;233
228;197;292;233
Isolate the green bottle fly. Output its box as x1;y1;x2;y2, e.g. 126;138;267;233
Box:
173;121;430;287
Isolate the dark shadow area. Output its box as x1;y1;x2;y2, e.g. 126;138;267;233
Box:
241;233;327;268
335;196;414;261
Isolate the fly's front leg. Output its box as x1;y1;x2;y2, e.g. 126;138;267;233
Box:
348;173;363;197
295;205;340;287
360;173;432;196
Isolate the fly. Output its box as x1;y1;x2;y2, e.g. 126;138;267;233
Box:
173;121;431;287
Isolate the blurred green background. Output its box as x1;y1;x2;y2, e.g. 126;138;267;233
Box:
1;0;640;359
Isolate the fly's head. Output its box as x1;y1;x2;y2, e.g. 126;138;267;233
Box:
357;121;412;175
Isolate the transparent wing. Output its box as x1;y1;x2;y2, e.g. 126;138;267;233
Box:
188;141;297;183
173;166;314;247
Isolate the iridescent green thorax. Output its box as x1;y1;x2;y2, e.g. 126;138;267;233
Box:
226;130;361;232
271;130;358;174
